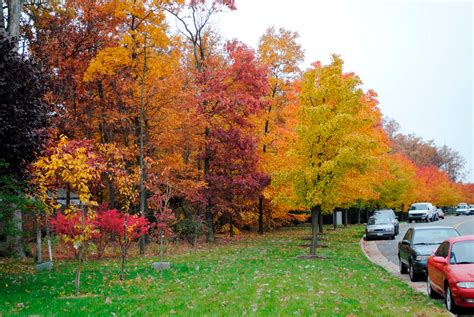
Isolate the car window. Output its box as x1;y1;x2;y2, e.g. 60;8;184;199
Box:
412;229;460;245
435;241;449;257
410;204;428;210
368;217;391;225
450;241;474;264
403;229;413;242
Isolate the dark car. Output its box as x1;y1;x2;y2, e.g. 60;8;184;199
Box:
372;209;400;235
398;226;460;281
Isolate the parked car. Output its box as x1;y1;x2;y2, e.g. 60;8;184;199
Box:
372;209;400;235
469;204;474;216
398;226;460;281
456;203;470;216
365;216;395;240
437;208;445;219
408;202;436;223
426;235;474;313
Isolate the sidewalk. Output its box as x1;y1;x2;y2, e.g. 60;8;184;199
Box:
360;237;427;295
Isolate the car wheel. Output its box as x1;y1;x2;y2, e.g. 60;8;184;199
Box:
427;276;439;299
390;235;395;240
445;284;459;314
399;257;407;274
409;261;418;281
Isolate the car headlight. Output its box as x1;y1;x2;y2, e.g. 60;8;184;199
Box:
415;255;427;261
457;282;474;289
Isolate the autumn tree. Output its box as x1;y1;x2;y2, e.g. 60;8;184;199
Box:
273;55;387;256
383;117;465;181
167;0;237;242
256;26;304;233
0;27;50;257
32;136;104;292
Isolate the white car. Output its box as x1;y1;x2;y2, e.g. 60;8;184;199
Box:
456;203;470;216
408;202;436;223
468;204;474;216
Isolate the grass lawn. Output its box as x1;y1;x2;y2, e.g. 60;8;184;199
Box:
0;225;448;316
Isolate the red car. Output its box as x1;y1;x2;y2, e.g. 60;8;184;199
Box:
426;235;474;314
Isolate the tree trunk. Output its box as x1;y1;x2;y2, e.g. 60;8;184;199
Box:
258;196;264;235
159;230;164;262
309;206;320;256
7;207;25;258
229;215;234;238
357;209;361;224
35;215;42;263
205;208;214;242
6;0;23;39
204;126;214;242
344;209;348;228
107;178;115;209
120;216;127;280
45;219;53;262
318;210;323;234
138;36;148;256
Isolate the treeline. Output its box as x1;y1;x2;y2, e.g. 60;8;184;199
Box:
1;0;473;261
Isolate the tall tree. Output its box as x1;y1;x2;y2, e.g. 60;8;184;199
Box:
256;26;304;233
273;56;386;256
0;28;49;257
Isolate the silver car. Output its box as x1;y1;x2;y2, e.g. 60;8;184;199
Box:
365;216;395;240
372;209;400;235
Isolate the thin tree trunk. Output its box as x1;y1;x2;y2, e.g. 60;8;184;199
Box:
318;210;323;234
309;206;320;256
357;209;361;224
120;215;127;280
75;210;86;293
6;0;23;39
229;215;234;238
8;207;25;258
258;196;264;235
138;35;148;256
45;218;53;262
204;126;214;242
159;230;164;262
35;215;42;263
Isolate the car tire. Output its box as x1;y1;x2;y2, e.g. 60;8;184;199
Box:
427;276;440;299
409;261;418;282
399;256;407;274
390;235;395;240
445;284;459;314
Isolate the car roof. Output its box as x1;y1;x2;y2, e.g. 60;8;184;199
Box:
411;226;457;231
373;209;394;212
448;235;474;243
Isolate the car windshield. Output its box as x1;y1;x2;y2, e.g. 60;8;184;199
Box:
457;204;468;209
412;229;459;245
450;241;474;264
368;217;391;225
373;210;394;218
410;204;428;210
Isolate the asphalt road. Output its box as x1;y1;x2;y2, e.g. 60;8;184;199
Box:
375;215;474;266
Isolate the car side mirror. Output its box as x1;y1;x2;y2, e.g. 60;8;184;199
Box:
401;240;411;246
433;256;447;264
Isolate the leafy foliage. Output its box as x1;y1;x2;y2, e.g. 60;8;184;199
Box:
0;32;49;178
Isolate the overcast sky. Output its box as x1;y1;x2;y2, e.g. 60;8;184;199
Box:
212;0;473;182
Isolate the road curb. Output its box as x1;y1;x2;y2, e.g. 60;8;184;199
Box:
359;237;427;295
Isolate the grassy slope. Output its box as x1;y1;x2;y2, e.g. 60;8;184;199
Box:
0;225;448;316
